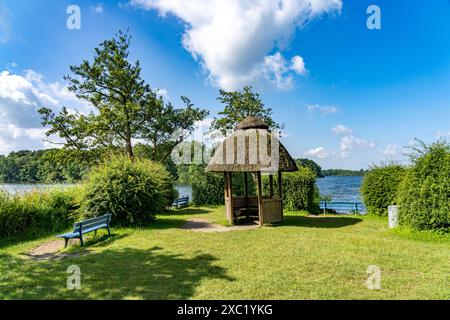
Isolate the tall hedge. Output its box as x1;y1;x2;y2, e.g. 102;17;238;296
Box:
397;141;450;231
263;167;318;212
190;165;251;205
79;157;174;226
0;187;80;240
360;164;405;216
192;172;224;205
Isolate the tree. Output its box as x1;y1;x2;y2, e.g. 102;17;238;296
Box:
296;158;324;178
140;96;208;162
39;31;207;162
211;86;281;135
0;149;91;183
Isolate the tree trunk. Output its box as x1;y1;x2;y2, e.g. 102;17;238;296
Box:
126;139;134;161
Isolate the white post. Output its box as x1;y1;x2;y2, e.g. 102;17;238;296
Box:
388;205;399;228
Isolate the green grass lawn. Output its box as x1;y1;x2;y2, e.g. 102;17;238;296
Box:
1;206;450;299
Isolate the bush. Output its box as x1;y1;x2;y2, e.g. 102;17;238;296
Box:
263;167;318;212
79;157;173;227
397;140;450;231
192;172;224;205
0;187;80;240
189;165;254;206
360;164;405;216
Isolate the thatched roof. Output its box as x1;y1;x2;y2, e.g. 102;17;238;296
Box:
235;116;269;130
206;117;298;173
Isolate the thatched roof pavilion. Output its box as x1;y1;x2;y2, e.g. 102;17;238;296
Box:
206;116;298;225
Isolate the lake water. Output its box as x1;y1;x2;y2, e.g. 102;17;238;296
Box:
0;176;364;212
316;176;363;202
0;183;73;195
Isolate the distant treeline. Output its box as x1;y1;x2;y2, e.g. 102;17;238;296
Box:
0;149;366;183
295;159;366;177
321;169;367;176
0;149;89;183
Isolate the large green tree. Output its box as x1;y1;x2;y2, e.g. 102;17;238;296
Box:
39;31;207;162
211;86;282;135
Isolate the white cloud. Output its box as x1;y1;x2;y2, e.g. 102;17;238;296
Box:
332;124;352;135
340;135;375;158
304;146;329;159
156;88;169;99
262;52;308;90
6;62;18;70
130;0;342;90
91;3;104;13
195;117;213;130
0;124;54;155
307;104;338;116
0;70;91;155
380;143;400;157
437;130;450;138
290;55;307;75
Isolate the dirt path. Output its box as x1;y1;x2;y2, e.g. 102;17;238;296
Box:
22;239;89;261
181;217;259;232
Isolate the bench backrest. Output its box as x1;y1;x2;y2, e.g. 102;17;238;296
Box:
73;214;111;233
174;196;189;204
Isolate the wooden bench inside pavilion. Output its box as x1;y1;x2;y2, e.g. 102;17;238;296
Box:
206;116;299;225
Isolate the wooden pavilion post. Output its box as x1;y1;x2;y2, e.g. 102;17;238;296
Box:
244;172;249;206
269;175;274;198
278;171;283;221
224;172;234;224
256;171;264;225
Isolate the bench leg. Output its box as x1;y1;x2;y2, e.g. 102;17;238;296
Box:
64;238;69;248
79;235;84;247
107;227;111;237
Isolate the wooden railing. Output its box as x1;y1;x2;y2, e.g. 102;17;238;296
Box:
319;201;366;214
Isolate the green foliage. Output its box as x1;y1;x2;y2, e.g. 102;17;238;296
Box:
322;168;367;176
79;157;173;226
0;187;81;240
192;172;224;206
397;140;450;231
262;167;318;212
360;164;406;216
186;165;252;205
39;31;207;162
0;149;89;183
211;86;281;135
296;158;323;177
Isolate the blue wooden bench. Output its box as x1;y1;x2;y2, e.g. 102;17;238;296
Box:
57;213;112;247
172;196;189;209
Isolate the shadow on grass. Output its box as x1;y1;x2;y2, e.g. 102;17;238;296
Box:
279;215;362;228
0;225;73;249
165;207;215;216
66;232;130;250
147;218;191;230
0;246;234;299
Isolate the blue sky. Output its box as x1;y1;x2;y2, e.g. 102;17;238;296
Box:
0;0;449;169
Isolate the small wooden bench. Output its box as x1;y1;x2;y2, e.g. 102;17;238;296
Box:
172;196;189;209
57;214;112;247
234;206;259;223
